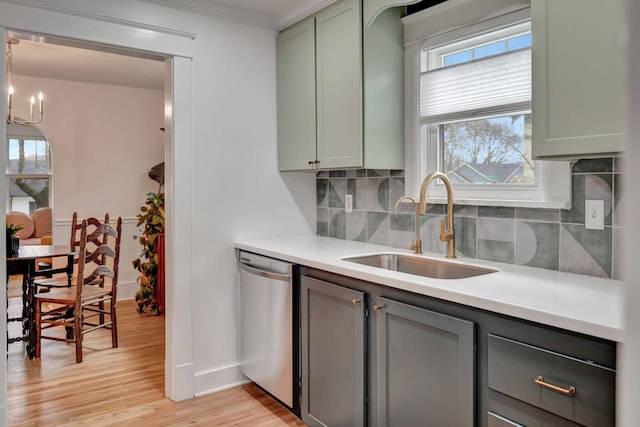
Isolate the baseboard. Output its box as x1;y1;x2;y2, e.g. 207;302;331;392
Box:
194;363;248;397
171;362;196;402
116;279;138;301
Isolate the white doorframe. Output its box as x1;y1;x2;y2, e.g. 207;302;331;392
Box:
163;55;195;401
0;28;8;425
0;2;196;422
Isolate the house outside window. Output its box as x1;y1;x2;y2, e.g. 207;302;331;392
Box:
403;5;570;208
6;126;52;214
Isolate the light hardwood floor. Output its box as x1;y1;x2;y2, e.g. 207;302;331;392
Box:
7;298;306;426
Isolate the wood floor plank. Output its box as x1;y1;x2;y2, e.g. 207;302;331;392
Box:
7;298;306;426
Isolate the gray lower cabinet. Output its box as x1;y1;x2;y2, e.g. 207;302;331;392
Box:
299;268;616;427
375;296;475;427
301;275;366;427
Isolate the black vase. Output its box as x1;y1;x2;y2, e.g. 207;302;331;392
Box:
6;234;19;256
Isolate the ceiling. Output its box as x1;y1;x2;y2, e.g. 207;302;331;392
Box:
8;39;166;91
6;0;334;91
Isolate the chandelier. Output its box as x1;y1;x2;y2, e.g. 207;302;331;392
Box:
6;39;44;125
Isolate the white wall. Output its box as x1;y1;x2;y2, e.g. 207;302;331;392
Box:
10;75;164;299
182;14;316;394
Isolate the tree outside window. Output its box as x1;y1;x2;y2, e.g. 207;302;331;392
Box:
441;113;533;185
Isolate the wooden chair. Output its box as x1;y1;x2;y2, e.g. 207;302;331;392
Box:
33;215;122;363
34;212;109;291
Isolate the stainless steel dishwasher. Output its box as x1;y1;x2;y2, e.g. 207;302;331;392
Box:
238;250;299;414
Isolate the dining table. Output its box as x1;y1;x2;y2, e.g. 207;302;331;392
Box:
6;245;75;358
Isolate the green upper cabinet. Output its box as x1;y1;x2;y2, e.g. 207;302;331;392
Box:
531;0;623;159
277;0;404;171
277;18;316;171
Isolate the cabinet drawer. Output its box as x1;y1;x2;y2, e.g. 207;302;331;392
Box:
488;412;524;427
488;334;615;427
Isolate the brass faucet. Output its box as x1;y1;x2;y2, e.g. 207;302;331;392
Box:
418;172;456;258
393;196;422;254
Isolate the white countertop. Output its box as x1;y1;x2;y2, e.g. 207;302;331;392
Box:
235;235;624;342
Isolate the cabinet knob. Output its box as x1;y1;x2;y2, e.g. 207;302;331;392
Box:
308;160;315;165
373;305;384;311
352;299;361;305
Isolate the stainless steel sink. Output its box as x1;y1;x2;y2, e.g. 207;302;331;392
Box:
342;253;497;280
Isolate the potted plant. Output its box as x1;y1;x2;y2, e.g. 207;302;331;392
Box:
133;191;165;315
6;223;23;256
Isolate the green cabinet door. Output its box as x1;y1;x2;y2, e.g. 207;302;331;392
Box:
277;17;317;171
532;0;623;158
375;296;475;427
315;0;363;169
301;275;366;427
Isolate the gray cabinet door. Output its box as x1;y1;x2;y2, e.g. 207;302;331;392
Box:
301;276;366;427
375;296;475;427
277;17;317;171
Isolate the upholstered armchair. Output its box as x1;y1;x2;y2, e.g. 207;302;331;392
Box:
6;208;52;246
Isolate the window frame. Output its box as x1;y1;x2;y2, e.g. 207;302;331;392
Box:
403;5;571;208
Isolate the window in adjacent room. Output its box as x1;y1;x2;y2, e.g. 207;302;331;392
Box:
6;125;52;214
404;6;570;208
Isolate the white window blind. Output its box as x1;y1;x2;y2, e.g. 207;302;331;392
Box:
420;48;531;124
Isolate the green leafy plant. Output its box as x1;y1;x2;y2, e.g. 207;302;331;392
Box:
6;223;24;256
6;223;24;237
133;192;165;315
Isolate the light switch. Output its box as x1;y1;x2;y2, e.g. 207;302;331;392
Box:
585;200;605;230
345;194;353;213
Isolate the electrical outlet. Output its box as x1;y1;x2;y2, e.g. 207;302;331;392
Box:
345;194;353;213
585;200;604;230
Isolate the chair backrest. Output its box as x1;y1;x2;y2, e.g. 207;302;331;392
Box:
74;215;122;300
69;212;110;265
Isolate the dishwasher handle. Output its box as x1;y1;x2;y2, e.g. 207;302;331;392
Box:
239;260;292;282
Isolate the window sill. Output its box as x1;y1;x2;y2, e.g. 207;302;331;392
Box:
417;196;571;210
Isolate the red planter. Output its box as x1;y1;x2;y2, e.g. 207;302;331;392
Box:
154;233;165;312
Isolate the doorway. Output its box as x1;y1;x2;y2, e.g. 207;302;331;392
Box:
4;32;167;407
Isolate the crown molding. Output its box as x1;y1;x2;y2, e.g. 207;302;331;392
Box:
139;0;340;31
0;0;343;34
277;0;339;30
137;0;279;29
0;0;196;40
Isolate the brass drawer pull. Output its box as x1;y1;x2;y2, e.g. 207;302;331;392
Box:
535;376;576;396
352;299;361;305
373;305;384;311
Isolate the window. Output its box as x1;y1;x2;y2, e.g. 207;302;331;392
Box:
6;126;52;214
403;6;570;208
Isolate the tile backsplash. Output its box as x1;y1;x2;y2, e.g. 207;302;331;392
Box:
316;158;623;279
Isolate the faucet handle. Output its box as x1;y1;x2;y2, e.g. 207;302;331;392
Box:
439;219;455;243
